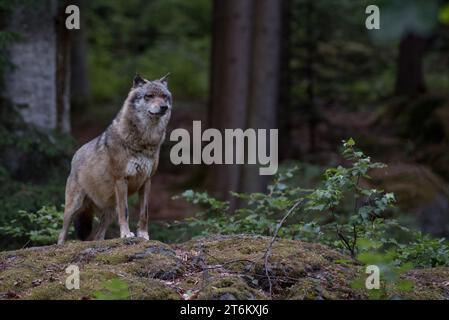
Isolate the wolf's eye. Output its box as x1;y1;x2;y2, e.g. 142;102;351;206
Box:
144;94;155;101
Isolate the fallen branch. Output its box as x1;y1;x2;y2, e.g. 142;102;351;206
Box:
263;200;304;297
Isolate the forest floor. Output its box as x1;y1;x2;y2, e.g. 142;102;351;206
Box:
1;235;448;300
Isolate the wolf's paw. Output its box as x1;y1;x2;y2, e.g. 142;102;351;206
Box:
137;231;150;240
120;231;135;238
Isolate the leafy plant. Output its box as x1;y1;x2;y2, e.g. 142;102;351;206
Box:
0;205;67;246
177;138;449;299
178;166;311;237
358;219;449;268
351;237;414;300
303;138;396;256
396;232;449;268
176;138;449;279
179;139;397;256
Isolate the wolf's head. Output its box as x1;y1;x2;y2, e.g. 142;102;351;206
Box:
126;73;172;124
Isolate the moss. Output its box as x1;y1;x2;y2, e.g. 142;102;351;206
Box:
0;267;42;294
198;276;266;300
92;240;150;265
287;278;330;299
25;268;117;300
122;243;185;280
1;235;448;300
400;268;449;300
24;267;180;300
126;278;180;300
124;253;185;280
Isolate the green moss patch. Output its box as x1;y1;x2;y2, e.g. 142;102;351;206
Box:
0;235;448;300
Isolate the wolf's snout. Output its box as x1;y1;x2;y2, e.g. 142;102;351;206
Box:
148;105;169;116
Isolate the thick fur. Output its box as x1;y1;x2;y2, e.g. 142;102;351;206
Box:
58;74;172;244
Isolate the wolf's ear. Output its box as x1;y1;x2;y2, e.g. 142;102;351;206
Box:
159;73;170;87
133;73;146;88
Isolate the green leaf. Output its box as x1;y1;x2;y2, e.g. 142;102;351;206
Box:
345;138;355;147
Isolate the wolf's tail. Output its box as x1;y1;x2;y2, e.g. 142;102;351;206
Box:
74;209;93;240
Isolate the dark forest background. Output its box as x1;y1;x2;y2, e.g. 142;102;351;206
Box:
1;0;449;250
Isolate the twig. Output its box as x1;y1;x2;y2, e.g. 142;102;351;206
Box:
331;208;357;258
263;200;304;298
337;228;354;257
21;240;31;249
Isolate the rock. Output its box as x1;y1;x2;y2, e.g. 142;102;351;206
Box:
0;235;447;300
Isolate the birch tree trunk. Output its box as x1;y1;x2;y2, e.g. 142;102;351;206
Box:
3;0;71;133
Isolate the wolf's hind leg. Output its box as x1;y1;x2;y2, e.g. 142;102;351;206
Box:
58;178;86;244
89;209;114;240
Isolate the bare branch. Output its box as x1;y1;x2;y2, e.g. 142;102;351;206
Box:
263;199;304;297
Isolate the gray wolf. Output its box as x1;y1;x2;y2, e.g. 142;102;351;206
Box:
58;74;172;244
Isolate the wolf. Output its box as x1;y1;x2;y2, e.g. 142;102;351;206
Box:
57;73;172;244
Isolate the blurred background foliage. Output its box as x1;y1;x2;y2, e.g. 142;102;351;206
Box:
86;0;211;103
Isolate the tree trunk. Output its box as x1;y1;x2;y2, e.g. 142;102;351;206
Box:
3;0;58;131
278;0;293;161
208;0;254;209
395;32;427;96
70;0;90;110
305;0;318;153
56;1;72;133
241;0;282;195
3;0;71;133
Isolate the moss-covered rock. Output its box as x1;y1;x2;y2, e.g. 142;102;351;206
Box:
0;235;447;300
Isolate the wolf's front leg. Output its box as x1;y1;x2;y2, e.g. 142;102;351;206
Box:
115;179;135;238
137;179;151;240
